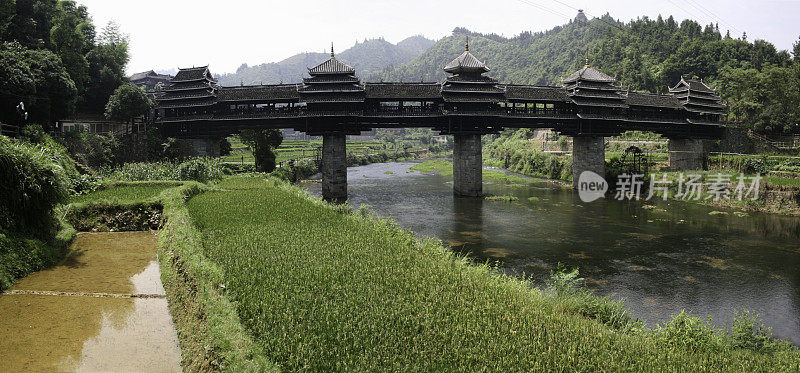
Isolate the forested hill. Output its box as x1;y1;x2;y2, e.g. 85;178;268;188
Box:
377;15;800;134
217;36;435;86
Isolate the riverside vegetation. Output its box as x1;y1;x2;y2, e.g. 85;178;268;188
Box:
175;175;799;371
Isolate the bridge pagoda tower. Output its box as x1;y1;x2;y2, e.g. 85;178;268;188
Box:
156;66;221;156
562;62;627;189
300;45;365;203
442;38;504;197
667;77;726;170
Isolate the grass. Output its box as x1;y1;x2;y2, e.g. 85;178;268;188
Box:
410;160;531;184
0;220;75;292
184;176;800;371
766;176;800;187
69;183;177;204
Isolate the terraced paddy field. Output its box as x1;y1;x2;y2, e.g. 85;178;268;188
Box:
182;176;800;371
0;232;181;372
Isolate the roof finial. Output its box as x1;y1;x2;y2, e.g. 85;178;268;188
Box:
465;36;469;52
330;42;335;59
584;49;590;67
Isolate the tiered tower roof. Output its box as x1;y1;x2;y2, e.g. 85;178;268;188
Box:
157;66;218;110
562;64;627;108
299;45;364;104
669;77;726;115
441;38;503;104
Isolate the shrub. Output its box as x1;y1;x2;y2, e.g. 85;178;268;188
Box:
546;263;637;330
729;310;785;353
0;135;72;236
547;262;583;294
178;158;224;183
105;158;224;183
653;311;723;353
55;128;121;169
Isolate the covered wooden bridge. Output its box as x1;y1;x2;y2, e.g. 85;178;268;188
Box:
156;43;726;202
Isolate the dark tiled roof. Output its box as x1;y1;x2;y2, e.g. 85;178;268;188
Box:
442;84;504;93
364;83;441;99
685;106;726;114
308;57;355;75
442;92;504;103
299;83;363;93
158;99;216;109
670;77;716;94
165;81;215;91
173;66;213;82
443;51;490;75
564;81;620;91
626;93;682;108
158;91;216;101
672;91;721;101
569;89;624;100
303;75;360;84
129;70;171;81
503;86;569;102
562;66;615;84
684;100;726;109
445;75;497;83
301;93;365;103
217;85;299;101
571;97;629;108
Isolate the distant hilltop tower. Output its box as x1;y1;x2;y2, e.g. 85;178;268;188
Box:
575;9;588;23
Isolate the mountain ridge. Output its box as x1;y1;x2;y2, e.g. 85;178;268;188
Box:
217;36;436;86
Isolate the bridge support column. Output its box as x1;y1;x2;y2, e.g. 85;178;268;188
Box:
180;138;221;158
453;133;482;197
668;138;707;170
322;133;347;203
572;136;605;190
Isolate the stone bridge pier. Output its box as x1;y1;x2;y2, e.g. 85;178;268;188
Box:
668;138;708;170
322;133;348;203
571;136;606;190
453;133;483;197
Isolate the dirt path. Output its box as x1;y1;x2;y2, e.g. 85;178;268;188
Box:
0;232;181;372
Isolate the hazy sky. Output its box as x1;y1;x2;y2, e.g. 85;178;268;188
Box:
75;0;800;75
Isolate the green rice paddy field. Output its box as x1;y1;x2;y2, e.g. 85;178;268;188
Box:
184;176;800;371
222;138;388;164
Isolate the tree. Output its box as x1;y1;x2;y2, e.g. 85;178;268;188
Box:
0;41;76;127
0;0;14;39
0;41;36;124
239;129;283;172
50;1;93;96
104;83;152;124
793;36;800;64
84;21;129;113
4;0;60;49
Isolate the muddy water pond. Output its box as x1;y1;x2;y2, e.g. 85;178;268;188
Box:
304;161;800;345
0;232;181;372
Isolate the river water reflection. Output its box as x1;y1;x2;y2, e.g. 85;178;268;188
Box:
304;161;800;344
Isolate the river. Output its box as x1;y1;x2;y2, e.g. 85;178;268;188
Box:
304;161;800;345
